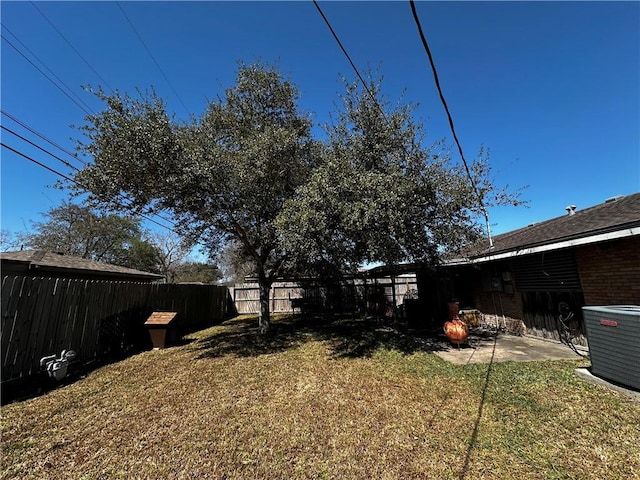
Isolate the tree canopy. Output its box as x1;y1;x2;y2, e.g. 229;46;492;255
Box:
21;202;161;273
73;61;524;333
75;62;318;332
279;77;466;274
277;75;524;275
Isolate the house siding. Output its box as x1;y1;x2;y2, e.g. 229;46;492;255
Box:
576;236;640;306
464;237;640;343
470;270;527;334
455;194;639;343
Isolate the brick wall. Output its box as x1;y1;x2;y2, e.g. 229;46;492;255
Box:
472;286;525;334
473;287;525;320
576;236;640;305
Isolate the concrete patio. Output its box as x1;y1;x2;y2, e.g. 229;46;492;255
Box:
433;331;586;365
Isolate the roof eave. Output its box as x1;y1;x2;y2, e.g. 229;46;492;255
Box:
29;263;164;280
461;225;640;265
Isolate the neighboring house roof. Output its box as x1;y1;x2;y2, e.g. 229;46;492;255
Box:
465;193;640;263
365;263;419;277
0;250;164;281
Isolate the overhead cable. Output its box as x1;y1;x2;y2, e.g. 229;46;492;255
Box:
408;0;493;247
1;124;82;173
30;1;115;93
312;0;387;122
1;120;179;228
1;109;88;167
116;1;191;117
1;142;75;183
1;32;94;116
1;142;179;233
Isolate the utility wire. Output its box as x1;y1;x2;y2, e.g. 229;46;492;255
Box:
116;1;191;117
30;1;115;93
314;0;494;247
312;0;387;122
2;122;179;228
1;111;179;228
1;109;88;167
2;12;182;232
408;0;493;247
1;142;75;183
1;33;94;117
2;125;82;173
1;24;93;116
1;142;179;233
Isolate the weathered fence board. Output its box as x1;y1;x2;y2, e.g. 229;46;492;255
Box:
1;276;24;370
1;276;232;386
231;275;418;315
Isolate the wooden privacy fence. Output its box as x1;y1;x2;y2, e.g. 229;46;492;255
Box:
231;282;304;314
1;275;233;386
230;274;418;315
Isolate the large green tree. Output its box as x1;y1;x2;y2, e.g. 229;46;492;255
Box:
74;62;317;333
276;75;524;274
73;63;523;333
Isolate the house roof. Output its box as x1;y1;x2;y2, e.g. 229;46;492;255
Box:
0;250;164;281
466;192;640;262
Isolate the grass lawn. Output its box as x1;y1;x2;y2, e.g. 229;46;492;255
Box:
2;314;639;479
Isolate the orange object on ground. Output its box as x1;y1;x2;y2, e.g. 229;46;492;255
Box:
444;317;469;345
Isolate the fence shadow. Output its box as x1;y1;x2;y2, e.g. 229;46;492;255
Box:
195;313;450;360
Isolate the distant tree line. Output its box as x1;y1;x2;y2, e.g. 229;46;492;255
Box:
1;202;221;284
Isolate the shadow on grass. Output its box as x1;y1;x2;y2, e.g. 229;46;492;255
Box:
195;313;453;360
458;334;497;480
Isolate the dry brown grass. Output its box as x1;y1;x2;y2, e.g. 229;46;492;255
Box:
2;314;639;479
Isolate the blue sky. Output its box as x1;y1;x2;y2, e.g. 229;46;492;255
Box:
2;1;639;245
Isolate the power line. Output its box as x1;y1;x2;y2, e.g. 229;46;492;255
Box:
1;142;179;233
1;125;81;173
2;125;180;229
1;31;94;117
2;142;75;182
313;0;493;247
409;0;492;247
1;24;93;115
116;1;191;117
30;1;115;93
1;109;88;168
312;0;385;120
1;110;179;228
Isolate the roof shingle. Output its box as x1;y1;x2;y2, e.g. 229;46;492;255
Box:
0;250;163;280
470;192;640;258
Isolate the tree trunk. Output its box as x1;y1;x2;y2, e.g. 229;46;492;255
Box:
258;278;271;334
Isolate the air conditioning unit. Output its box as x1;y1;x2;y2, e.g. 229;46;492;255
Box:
582;306;640;391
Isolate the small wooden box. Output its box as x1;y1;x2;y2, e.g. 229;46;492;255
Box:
145;312;179;349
